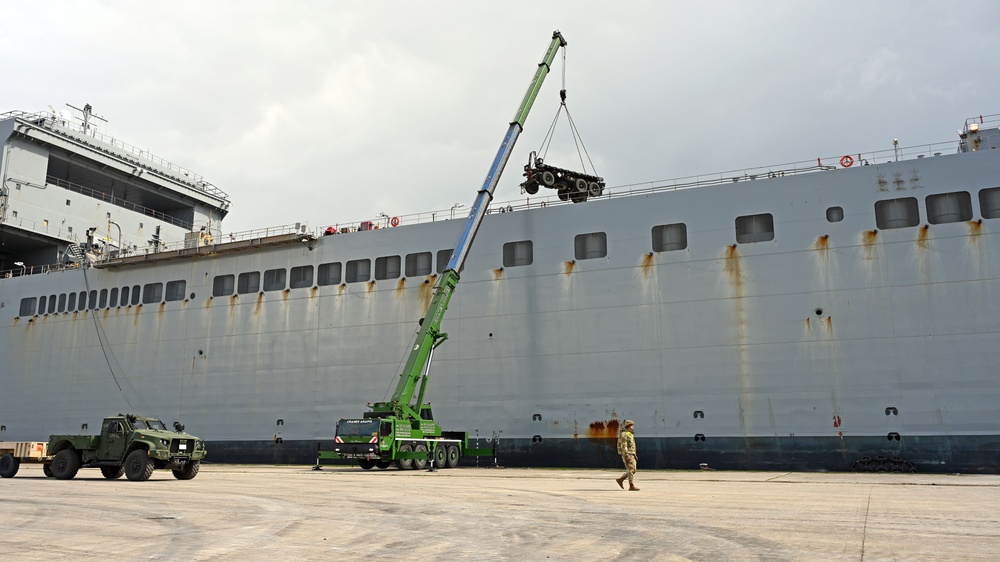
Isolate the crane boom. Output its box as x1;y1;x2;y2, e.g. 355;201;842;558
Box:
375;30;567;417
331;31;569;471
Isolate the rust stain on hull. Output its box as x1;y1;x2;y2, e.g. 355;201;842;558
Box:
418;275;435;310
309;287;318;299
337;283;347;297
563;260;575;275
862;230;878;260
825;315;833;335
640;253;654;280
968;219;983;246
367;281;376;294
492;268;504;280
813;234;829;253
917;225;930;250
395;279;406;299
724;245;752;432
587;419;620;440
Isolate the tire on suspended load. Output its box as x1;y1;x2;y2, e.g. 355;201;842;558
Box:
396;444;413;470
557;187;569;202
570;191;587;203
524;181;539;195
358;459;376;470
412;444;428;470
588;182;602;198
540;170;556;186
445;445;460;468
100;465;125;479
574;178;589;193
0;454;20;478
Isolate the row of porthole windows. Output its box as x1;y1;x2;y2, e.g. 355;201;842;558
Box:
18;281;188;317
870;188;1000;229
21;188;997;313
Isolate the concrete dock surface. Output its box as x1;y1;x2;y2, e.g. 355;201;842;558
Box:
2;464;998;561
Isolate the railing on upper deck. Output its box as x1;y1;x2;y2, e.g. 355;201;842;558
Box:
45;175;193;229
0;134;967;278
0;110;230;203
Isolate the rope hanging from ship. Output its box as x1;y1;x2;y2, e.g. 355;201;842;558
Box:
81;265;140;411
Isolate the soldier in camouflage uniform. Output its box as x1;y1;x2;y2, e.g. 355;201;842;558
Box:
615;419;639;491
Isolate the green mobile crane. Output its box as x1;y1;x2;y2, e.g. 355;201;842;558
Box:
328;31;567;470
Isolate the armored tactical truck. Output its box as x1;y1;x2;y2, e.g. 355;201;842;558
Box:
44;414;206;481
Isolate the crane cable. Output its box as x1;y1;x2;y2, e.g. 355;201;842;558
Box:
536;45;600;177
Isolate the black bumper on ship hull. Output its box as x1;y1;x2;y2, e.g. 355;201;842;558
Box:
204;435;1000;474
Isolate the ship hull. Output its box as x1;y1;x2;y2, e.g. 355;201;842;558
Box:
3;118;1000;473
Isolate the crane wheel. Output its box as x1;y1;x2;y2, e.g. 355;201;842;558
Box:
540;171;556;186
396;444;413;470
445;445;460;468
412;444;428;470
433;445;447;468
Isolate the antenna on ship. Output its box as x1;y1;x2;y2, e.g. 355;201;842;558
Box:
66;103;106;136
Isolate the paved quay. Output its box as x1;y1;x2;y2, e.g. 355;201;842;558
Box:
2;464;998;561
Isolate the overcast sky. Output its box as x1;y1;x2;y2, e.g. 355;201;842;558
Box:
6;1;1000;234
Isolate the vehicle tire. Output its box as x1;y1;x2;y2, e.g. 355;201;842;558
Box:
51;449;81;480
588;182;602;198
570;191;587;203
557;189;569;202
358;459;376;470
0;453;20;478
432;444;447;468
445;445;460;469
125;449;154;481
575;178;589;193
524;181;539;195
100;465;125;479
172;460;200;480
375;460;392;469
540;171;556;186
395;444;413;470
412;444;428;470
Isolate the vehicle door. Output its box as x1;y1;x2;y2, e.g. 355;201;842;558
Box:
97;420;128;461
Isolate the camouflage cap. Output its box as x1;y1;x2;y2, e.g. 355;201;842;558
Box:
624;419;634;428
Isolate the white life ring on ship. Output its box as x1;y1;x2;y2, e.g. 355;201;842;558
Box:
840;155;854;168
390;216;400;227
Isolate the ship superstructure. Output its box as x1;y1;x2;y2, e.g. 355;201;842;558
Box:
1;107;999;473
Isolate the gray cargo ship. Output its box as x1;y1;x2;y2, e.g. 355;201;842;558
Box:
2;105;999;473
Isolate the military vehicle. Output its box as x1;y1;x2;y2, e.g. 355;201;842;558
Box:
45;414;206;481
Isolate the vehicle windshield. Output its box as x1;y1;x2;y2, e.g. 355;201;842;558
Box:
129;418;168;430
336;419;379;437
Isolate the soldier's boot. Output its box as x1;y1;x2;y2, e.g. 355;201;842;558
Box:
615;476;626;489
629;483;640;491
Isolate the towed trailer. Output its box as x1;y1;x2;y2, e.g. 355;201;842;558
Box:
0;441;53;478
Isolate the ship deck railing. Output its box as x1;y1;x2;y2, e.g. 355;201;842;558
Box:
1;110;229;204
311;137;961;232
45;175;193;230
0;136;964;277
